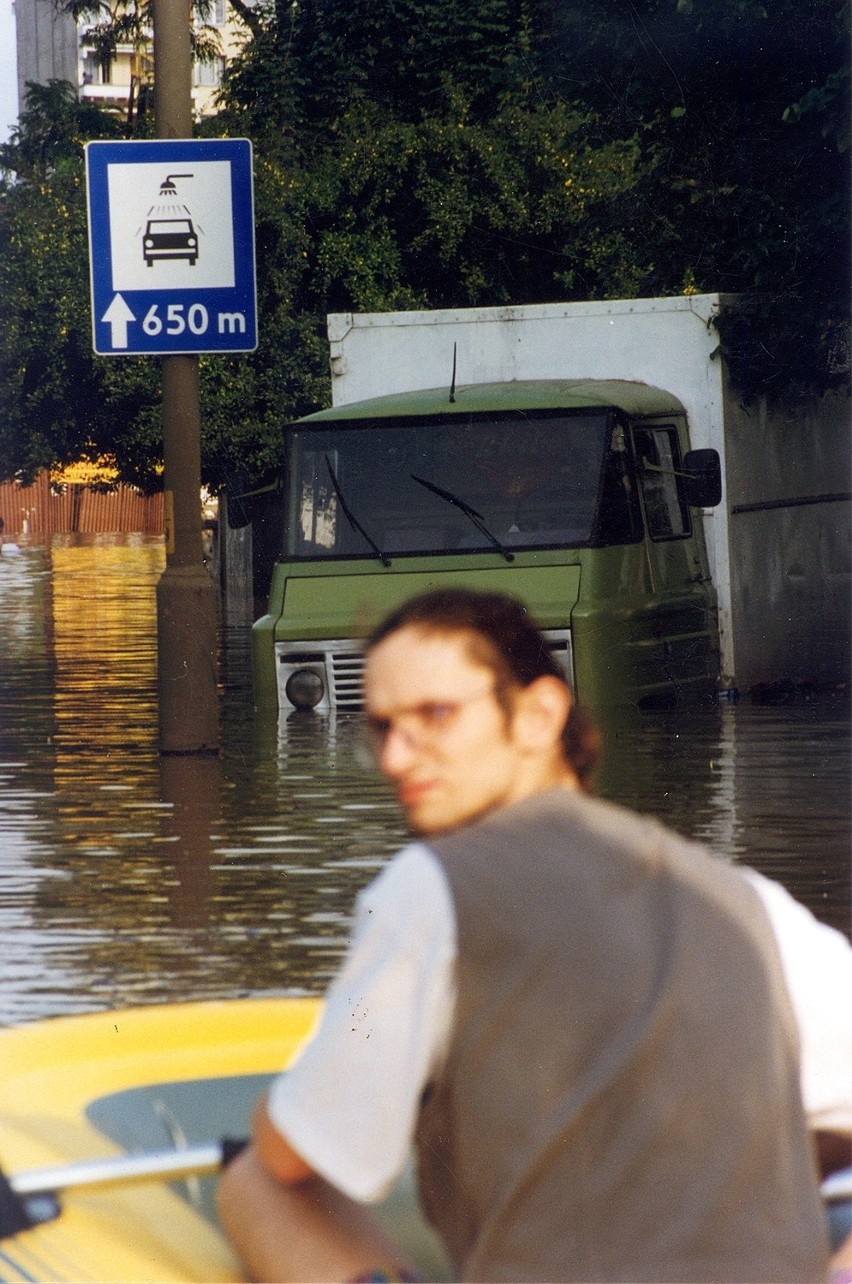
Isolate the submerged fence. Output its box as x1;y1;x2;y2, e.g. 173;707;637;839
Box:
0;473;164;538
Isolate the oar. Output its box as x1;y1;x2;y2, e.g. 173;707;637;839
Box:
8;1137;247;1199
1;1139;247;1240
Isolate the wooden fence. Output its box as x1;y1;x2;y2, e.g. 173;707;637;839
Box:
0;472;163;538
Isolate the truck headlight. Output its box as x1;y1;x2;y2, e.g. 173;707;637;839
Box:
285;667;325;710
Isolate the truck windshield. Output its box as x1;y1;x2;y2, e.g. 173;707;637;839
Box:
286;410;626;560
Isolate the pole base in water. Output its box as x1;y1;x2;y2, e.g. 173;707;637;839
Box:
156;564;220;754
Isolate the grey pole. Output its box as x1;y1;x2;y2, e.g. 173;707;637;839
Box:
152;0;219;754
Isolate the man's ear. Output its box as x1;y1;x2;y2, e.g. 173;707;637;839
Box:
512;676;572;753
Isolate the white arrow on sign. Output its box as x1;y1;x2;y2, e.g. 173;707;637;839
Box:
101;293;136;349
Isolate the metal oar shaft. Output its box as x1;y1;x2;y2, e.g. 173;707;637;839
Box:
9;1142;226;1197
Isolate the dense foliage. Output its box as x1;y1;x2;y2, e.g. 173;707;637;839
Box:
0;83;160;485
0;0;848;488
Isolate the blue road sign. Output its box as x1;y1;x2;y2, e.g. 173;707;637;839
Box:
85;139;257;356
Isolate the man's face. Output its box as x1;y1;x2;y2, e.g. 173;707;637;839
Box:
364;625;527;835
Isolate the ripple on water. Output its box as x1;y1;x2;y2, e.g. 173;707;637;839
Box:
0;537;848;1023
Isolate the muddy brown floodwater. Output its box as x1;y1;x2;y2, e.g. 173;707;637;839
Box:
0;535;848;1026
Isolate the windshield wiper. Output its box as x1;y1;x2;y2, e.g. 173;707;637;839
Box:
325;457;391;567
410;474;514;562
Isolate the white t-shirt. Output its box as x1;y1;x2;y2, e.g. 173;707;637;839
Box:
267;843;852;1203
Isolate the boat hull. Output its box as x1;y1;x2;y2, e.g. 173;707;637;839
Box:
0;998;451;1283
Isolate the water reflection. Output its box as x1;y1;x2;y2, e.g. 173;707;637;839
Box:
0;537;848;1026
595;701;851;934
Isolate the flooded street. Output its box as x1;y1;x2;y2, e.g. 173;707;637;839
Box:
0;537;849;1027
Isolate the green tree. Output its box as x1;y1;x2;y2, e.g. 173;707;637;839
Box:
215;0;655;308
0;79;124;177
0;81;325;491
217;0;848;396
290;95;648;311
538;0;850;394
1;0;847;492
0;84;130;482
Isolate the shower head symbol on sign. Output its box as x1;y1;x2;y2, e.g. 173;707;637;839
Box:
143;174;198;268
85;139;257;355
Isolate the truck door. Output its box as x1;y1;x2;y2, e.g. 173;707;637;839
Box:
632;423;697;592
631;421;717;689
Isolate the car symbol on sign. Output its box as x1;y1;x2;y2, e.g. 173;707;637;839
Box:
143;217;198;266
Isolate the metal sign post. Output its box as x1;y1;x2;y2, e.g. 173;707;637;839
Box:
150;0;218;755
84;0;259;753
86;0;255;755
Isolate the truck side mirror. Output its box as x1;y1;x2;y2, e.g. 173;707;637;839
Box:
682;449;722;508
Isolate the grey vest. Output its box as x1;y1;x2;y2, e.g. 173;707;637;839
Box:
416;788;828;1282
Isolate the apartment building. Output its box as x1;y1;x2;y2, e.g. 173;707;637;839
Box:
15;0;243;122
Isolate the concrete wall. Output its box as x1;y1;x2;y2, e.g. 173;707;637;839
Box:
722;386;851;689
15;0;78;108
213;497;255;625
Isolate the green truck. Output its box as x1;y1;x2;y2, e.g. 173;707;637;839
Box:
250;368;722;714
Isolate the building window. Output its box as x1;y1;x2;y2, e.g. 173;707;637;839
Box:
194;57;224;87
82;51;114;84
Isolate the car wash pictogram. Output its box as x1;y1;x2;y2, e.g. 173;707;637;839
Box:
85;138;257;355
143;173;200;268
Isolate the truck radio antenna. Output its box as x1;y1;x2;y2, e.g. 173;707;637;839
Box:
449;343;457;403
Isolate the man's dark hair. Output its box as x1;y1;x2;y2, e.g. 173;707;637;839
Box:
366;588;601;791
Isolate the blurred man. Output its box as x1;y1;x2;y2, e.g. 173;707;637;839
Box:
218;588;850;1282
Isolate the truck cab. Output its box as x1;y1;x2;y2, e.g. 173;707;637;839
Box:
251;379;722;713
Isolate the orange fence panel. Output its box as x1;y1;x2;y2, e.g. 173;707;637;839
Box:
0;475;164;539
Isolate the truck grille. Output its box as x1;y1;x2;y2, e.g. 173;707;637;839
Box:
276;630;572;713
329;648;366;710
543;629;574;686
